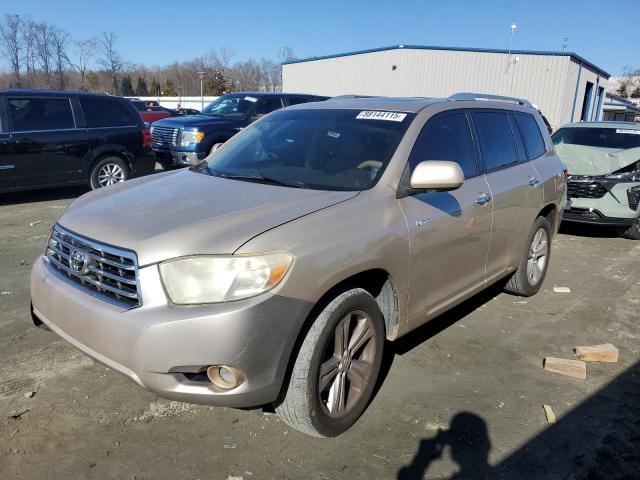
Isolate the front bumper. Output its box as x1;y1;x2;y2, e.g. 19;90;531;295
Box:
562;207;636;227
563;181;639;226
152;148;205;166
30;256;313;408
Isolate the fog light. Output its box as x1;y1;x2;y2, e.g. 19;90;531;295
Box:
206;365;245;390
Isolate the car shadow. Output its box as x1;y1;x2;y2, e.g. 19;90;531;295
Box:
395;360;640;479
0;185;89;206
372;281;505;404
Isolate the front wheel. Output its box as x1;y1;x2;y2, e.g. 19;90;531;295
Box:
617;219;640;240
504;216;552;296
89;157;129;189
275;288;385;437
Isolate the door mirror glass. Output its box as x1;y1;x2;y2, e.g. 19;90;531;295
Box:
410;161;464;190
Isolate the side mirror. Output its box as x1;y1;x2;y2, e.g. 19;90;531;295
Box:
410;161;464;190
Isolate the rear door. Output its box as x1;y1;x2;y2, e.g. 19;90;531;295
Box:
250;96;285;122
471;110;543;278
0;100;15;189
398;110;493;319
8;95;89;187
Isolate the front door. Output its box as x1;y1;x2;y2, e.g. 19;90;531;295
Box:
6;96;87;187
398;110;493;320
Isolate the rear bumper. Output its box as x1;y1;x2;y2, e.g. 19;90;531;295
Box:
131;152;157;176
30;256;313;408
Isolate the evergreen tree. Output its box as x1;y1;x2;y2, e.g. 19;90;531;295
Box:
120;75;134;96
135;77;149;96
163;79;177;96
203;70;227;96
630;84;640;99
150;79;161;96
616;82;629;97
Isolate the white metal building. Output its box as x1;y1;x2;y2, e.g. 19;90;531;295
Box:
283;45;610;129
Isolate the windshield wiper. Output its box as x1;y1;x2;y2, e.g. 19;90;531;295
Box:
211;170;305;188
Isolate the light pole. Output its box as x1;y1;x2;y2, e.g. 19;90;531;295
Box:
562;37;568;52
507;22;517;69
197;71;205;110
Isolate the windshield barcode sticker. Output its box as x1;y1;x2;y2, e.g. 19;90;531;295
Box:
616;129;640;135
356;111;407;122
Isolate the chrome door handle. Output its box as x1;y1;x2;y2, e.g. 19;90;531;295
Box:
476;193;492;205
528;177;540;186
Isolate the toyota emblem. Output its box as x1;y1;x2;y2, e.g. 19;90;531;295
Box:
69;248;89;275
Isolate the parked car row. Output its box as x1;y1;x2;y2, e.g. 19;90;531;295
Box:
30;92;567;437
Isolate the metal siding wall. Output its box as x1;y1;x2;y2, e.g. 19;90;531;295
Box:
283;49;586;128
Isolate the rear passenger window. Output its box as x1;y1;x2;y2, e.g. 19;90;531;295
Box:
254;97;283;116
514;113;546;159
409;112;478;178
472;112;518;171
287;97;309;106
8;97;74;131
80;97;137;128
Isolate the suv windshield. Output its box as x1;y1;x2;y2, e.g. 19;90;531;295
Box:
199;108;414;191
552;127;640;150
201;94;259;119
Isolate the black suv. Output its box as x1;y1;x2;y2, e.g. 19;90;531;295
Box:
151;92;327;168
0;89;155;193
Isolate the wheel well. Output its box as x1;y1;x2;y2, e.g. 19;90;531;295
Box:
539;204;557;230
310;269;399;340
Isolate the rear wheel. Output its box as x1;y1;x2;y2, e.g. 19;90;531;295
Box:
504;216;552;296
89;156;129;189
275;288;385;437
617;219;640;240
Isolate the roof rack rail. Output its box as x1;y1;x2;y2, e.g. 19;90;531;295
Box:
449;92;534;108
327;94;378;100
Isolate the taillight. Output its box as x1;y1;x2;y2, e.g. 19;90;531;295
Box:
142;128;152;149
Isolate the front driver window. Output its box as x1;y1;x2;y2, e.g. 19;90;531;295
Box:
409;111;479;178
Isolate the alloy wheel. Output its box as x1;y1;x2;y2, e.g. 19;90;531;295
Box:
318;310;377;417
97;163;125;187
527;227;548;285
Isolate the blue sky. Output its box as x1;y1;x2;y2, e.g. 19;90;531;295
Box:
6;0;639;75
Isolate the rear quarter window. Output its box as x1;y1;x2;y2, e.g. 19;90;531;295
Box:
514;113;546;159
80;97;138;128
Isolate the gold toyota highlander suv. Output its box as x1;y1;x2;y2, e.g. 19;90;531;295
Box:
31;93;566;437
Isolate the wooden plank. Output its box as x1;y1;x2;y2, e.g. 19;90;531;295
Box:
543;404;556;424
543;357;587;379
553;286;571;293
574;343;619;363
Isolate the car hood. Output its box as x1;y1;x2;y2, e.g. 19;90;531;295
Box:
152;115;239;129
58;170;358;266
556;144;640;176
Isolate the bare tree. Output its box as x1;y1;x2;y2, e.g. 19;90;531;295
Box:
98;31;123;94
22;18;38;87
0;14;23;86
34;22;54;87
71;38;96;90
51;26;70;89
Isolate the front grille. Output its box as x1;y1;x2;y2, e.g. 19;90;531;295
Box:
150;125;179;146
44;224;141;309
628;187;640;211
567;179;607;199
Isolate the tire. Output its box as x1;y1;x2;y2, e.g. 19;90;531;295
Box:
504;216;552;296
89;156;129;190
275;288;385;438
617;219;640;240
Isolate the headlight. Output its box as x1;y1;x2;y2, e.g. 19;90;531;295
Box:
179;130;205;147
159;253;293;304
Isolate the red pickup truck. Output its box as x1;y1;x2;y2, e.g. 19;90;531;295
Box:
130;100;173;124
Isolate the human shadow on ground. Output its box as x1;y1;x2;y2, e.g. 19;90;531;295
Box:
396;360;640;479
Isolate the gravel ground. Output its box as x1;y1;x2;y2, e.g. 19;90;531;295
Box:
0;183;638;479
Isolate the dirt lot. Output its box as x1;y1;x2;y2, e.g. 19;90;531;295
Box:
1;184;639;480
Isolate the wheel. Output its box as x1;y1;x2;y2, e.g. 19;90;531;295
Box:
89;157;129;189
275;288;385;437
617;219;640;240
504;216;552;296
